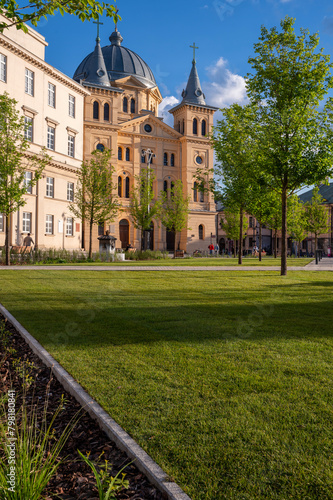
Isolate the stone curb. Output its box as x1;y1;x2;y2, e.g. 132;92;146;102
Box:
0;304;192;500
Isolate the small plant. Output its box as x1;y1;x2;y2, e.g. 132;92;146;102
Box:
11;359;36;389
0;392;80;500
78;450;130;500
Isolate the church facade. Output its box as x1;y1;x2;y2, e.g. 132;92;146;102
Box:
0;17;217;254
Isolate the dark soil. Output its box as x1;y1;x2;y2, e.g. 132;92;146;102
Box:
0;314;165;500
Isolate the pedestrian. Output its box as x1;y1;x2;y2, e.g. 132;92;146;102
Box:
214;243;219;256
23;233;34;248
208;243;214;255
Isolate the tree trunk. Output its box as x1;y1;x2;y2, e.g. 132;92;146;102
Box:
315;234;318;252
281;185;288;276
173;231;177;258
89;220;93;259
238;207;243;265
259;222;262;262
274;230;277;258
233;240;236;258
5;214;10;266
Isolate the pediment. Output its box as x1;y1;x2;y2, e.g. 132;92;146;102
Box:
120;114;181;139
111;75;150;90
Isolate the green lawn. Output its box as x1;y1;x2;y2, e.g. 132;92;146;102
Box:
35;256;313;267
0;270;332;499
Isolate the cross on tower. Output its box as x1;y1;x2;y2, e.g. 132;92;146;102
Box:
190;42;199;63
114;7;119;31
93;17;103;41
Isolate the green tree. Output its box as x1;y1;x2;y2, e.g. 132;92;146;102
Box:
129;167;161;251
69;148;118;259
0;1;119;33
260;192;282;258
160;180;190;255
0;92;49;266
287;194;308;257
220;207;248;258
246;16;333;275
210;103;258;264
305;186;331;253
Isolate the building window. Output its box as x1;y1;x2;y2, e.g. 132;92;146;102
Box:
170;153;175;167
45;214;53;235
164;153;168;166
48;83;55;107
22;212;31;233
163;180;168;193
201;119;206;136
0;214;3;232
193;118;198;135
118;147;123;161
68;135;75;157
24;117;33;142
25;69;34;96
125;177;130;198
47;126;55;150
199;224;204;240
141;151;145;163
24;171;32;194
182;120;185;134
104;103;110;121
96;143;104;152
66;217;73;236
98;223;104;236
0;54;7;82
67;182;74;202
130;98;135;113
93;101;99;120
193;182;198;202
125;148;130;161
171;181;175;197
69;95;75;117
118;176;122;197
200;190;204;203
123;97;128;113
46;177;54;198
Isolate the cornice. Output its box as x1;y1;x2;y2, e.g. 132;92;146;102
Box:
0;36;90;97
23;151;80;174
179;137;211;145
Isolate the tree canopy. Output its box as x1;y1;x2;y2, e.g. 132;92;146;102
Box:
0;0;120;33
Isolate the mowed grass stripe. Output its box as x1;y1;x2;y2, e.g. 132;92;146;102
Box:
0;270;332;499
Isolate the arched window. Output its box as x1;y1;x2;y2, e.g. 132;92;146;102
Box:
123;97;128;113
193;182;198;202
126;148;130;161
164;153;168;166
201;119;206;136
177;121;180;132
93;101;99;120
125;177;130;198
104;103;110;121
199;224;204;240
163;180;168;193
141;151;145;163
170;154;175;167
200;190;204;203
130;98;135;113
193;118;198;135
96;143;104;152
118;147;123;160
118;176;122;197
171;181;175;197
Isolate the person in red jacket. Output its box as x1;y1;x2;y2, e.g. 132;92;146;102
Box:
208;243;214;255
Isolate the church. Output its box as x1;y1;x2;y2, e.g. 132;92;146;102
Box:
0;14;217;254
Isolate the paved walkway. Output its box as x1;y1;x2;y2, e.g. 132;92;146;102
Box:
0;258;333;271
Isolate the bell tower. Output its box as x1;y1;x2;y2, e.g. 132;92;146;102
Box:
169;44;217;252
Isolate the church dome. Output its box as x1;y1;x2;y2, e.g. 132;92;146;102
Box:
73;30;156;89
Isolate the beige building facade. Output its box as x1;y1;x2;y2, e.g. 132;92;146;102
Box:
0;14;89;251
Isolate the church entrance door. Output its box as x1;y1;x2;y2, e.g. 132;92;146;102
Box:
119;219;129;249
166;230;175;251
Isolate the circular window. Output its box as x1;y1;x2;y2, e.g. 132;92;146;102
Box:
97;68;105;76
96;143;105;152
144;124;152;133
195;89;202;97
196;155;203;165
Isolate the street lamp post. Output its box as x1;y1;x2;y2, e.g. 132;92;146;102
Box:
142;148;155;251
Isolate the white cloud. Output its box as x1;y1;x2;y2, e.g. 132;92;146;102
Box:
158;96;179;126
202;57;248;108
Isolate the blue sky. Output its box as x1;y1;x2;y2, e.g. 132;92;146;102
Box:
33;0;333;125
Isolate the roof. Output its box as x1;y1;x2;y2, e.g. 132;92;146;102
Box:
298;183;333;204
73;29;156;89
181;60;206;106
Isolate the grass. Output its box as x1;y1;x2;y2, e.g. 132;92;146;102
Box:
32;257;313;267
0;270;332;499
